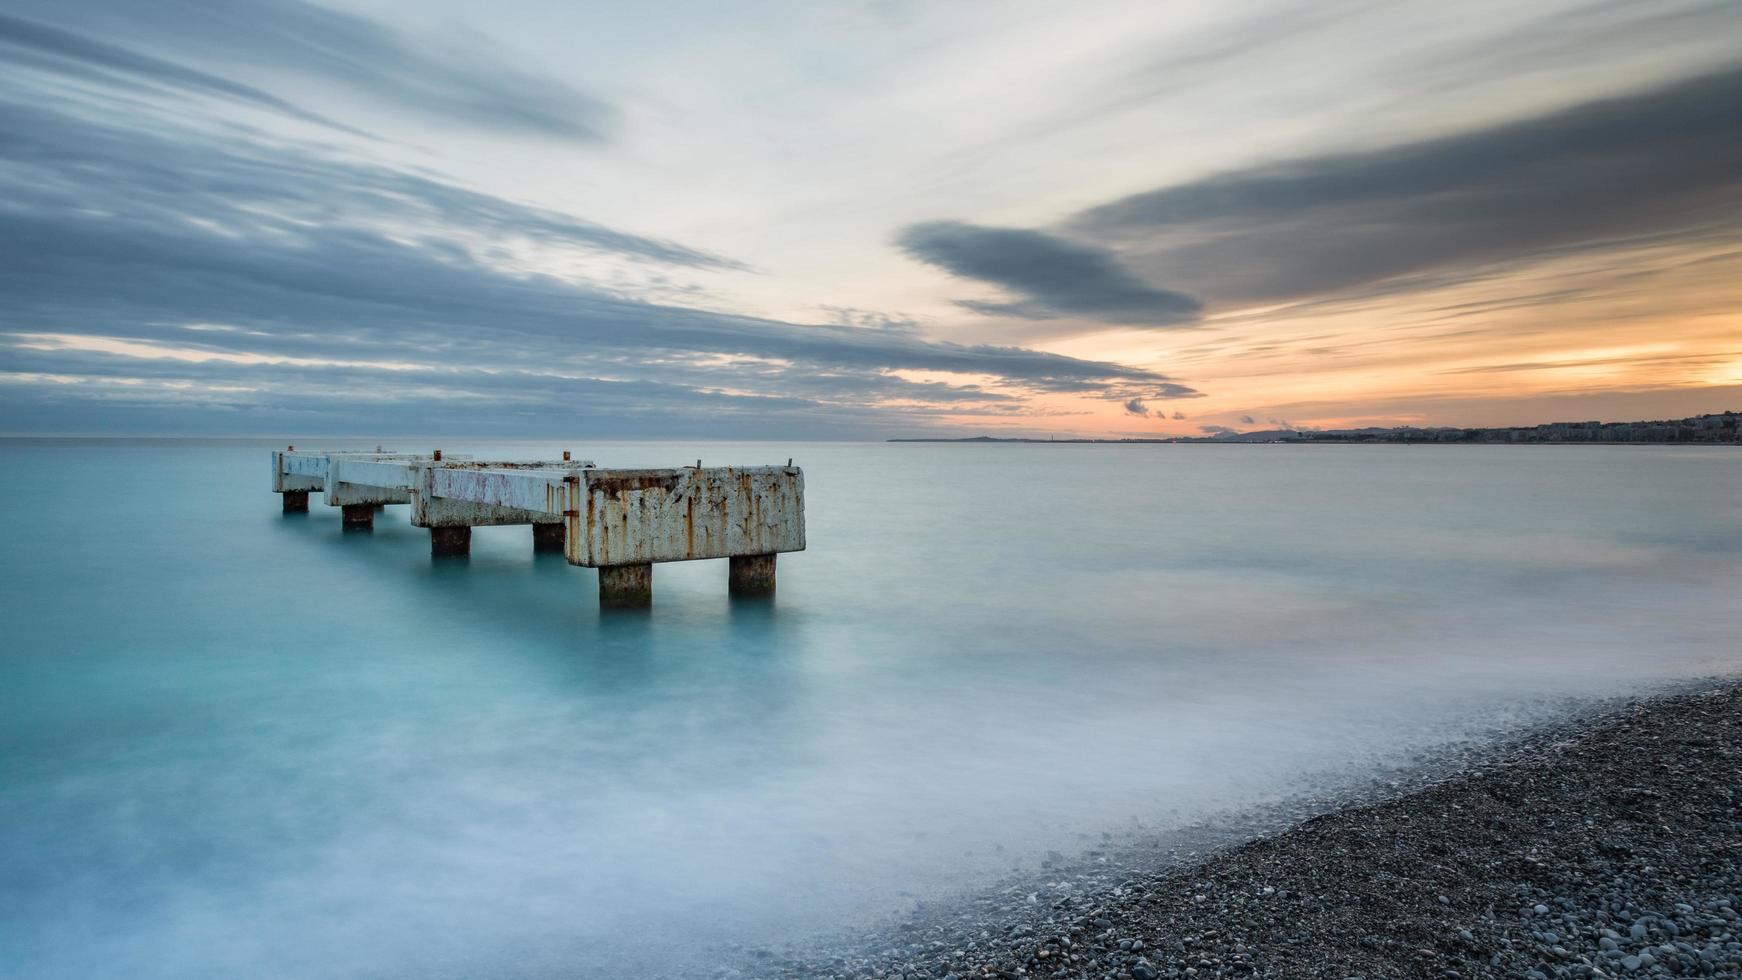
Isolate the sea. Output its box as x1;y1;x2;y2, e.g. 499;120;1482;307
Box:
2;439;1738;978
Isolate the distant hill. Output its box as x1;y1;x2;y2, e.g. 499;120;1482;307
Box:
890;411;1742;445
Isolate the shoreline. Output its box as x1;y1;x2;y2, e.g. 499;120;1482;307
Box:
744;680;1742;980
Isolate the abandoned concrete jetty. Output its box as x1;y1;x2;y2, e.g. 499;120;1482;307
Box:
271;449;806;607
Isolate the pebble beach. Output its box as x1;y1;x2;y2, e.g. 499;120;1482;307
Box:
751;682;1742;980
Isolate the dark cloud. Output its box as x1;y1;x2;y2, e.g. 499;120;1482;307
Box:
1123;397;1149;417
3;0;612;141
895;221;1201;326
0;92;1200;435
1068;66;1742;304
1199;424;1237;435
1239;415;1256;424
1171;411;1186;420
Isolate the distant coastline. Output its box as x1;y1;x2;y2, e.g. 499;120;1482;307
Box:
892;410;1742;445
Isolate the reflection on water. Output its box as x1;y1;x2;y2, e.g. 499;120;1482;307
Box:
2;440;1739;978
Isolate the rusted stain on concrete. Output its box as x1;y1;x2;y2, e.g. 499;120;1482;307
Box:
569;466;804;568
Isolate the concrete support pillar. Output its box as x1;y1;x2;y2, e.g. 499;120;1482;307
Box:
341;503;374;531
729;554;777;597
430;526;471;558
599;564;652;608
281;490;309;513
532;522;565;554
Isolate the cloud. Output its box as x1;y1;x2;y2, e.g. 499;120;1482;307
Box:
0;97;737;271
3;0;612;141
895;221;1202;326
0;343;1032;438
0;13;369;137
1239;415;1255;424
1199;424;1237;435
0;92;1201;435
1122;397;1149;417
1171;411;1186;420
1067;66;1742;304
820;306;920;332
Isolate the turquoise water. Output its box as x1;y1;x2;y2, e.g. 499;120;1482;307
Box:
3;440;1740;978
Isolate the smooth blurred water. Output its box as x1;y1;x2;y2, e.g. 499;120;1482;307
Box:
2;439;1739;978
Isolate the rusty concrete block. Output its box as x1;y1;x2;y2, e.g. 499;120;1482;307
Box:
341;504;374;531
567;466;805;567
728;554;777;596
430;525;471;558
328;482;413;507
413;460;594;527
281;490;309;513
533;522;564;554
599;564;652;608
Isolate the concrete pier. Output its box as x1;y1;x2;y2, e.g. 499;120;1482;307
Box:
598;564;653;608
341;504;374;531
282;490;309;513
271;450;804;607
728;554;777;596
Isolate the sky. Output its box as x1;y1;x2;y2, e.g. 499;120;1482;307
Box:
0;0;1738;438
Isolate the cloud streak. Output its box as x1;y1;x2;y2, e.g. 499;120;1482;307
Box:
2;0;613;141
0;13;370;138
0;97;738;271
896;221;1202;326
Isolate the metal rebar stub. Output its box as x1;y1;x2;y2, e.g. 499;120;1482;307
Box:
598;564;652;608
728;554;777;597
430;525;471;558
341;503;374;531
